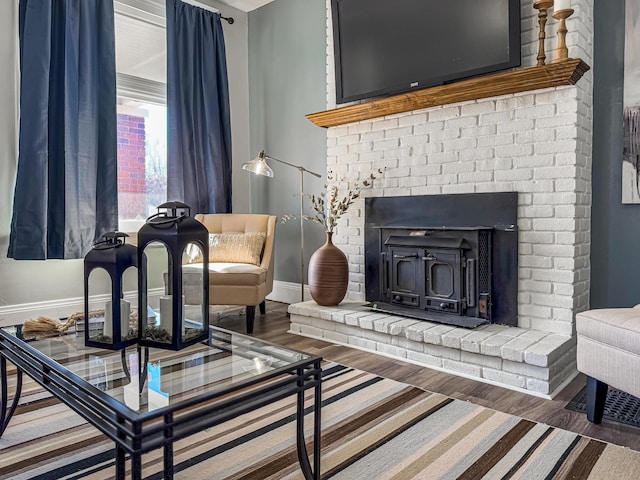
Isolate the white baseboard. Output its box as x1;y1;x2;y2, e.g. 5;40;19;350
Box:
267;280;307;305
0;288;166;327
0;281;299;328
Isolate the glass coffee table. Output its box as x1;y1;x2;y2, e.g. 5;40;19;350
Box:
0;325;322;479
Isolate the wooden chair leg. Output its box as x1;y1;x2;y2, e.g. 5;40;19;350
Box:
259;301;266;315
246;305;256;334
586;376;608;424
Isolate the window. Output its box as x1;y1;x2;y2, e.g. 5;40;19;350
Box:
116;101;167;232
114;0;167;232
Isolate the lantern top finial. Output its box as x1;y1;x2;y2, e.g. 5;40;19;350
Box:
145;201;192;227
157;201;190;218
94;231;129;249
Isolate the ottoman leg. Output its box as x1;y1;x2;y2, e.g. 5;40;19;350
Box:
586;376;608;424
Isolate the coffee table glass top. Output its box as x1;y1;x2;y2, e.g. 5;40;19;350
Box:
0;325;315;415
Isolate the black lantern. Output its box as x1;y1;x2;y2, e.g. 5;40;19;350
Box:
84;232;138;350
137;202;209;350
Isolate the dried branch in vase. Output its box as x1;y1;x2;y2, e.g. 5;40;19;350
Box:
281;168;385;233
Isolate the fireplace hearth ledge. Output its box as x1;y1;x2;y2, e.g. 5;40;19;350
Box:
288;301;577;399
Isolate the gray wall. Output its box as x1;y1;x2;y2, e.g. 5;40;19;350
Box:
590;0;640;307
0;0;17;305
248;0;327;286
0;1;70;307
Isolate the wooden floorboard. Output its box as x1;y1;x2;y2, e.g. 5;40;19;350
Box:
214;300;640;452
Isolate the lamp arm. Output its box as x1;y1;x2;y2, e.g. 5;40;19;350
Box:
264;155;322;178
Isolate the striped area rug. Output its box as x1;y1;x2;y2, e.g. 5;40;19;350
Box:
1;363;640;479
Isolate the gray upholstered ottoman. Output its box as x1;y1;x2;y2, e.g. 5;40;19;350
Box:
576;305;640;423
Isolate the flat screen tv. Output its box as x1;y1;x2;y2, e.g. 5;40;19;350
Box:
331;0;521;104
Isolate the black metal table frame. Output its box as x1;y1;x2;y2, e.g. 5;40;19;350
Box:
0;327;322;480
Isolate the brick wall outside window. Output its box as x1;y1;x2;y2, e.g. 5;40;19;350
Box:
117;113;146;220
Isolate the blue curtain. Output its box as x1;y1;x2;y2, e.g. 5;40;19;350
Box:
8;0;118;260
166;0;232;214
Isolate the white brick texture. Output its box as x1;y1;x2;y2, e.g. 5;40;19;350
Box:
289;303;574;396
329;80;590;337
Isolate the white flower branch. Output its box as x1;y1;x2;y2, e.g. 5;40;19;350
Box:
282;168;385;233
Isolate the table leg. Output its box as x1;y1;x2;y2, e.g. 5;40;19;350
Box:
115;445;126;480
0;356;23;437
131;452;142;480
116;436;143;478
313;361;322;479
164;412;174;480
296;364;322;480
164;442;174;479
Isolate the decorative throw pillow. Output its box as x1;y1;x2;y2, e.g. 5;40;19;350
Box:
209;232;266;266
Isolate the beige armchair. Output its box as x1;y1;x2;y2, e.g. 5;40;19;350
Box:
577;305;640;423
181;213;276;334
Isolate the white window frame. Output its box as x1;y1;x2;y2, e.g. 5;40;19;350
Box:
114;0;221;234
115;0;167;234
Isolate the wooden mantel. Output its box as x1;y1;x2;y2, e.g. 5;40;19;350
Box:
306;58;590;128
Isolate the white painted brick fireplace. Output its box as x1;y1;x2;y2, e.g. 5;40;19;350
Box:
289;0;594;397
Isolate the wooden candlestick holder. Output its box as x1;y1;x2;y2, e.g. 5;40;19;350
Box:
552;8;575;63
533;1;554;66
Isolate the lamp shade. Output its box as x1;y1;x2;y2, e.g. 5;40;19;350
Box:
242;150;274;177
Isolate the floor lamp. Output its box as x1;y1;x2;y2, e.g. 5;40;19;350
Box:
242;150;322;303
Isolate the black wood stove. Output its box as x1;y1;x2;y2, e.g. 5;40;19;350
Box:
364;193;518;328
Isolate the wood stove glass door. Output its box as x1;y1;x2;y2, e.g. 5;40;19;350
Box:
389;247;423;308
424;248;462;315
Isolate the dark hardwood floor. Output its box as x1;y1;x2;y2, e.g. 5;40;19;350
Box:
214;301;640;452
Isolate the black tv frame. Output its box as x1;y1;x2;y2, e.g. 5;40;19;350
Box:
331;0;521;105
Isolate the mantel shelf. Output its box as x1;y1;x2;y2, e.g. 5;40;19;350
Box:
306;58;590;128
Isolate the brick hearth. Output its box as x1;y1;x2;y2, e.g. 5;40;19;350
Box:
289;302;576;398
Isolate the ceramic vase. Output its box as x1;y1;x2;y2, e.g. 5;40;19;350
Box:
308;231;348;306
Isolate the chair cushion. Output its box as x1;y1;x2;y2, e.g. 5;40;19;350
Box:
576;308;640;356
208;232;265;266
577;307;640;398
183;263;266;287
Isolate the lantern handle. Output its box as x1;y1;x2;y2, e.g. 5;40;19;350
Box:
144;212;188;228
145;202;190;228
157;201;191;218
93;231;129;249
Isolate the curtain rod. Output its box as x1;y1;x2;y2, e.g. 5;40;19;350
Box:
114;1;234;26
181;0;234;24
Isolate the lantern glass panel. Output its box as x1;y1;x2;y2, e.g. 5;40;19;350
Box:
142;241;173;344
182;243;206;341
121;266;138;340
87;268;131;344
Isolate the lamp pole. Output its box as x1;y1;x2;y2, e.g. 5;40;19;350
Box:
265;155;322;303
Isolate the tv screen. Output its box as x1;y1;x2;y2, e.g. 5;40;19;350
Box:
331;0;521;104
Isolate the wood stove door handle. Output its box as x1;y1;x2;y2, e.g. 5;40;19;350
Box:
422;254;437;261
394;254;418;259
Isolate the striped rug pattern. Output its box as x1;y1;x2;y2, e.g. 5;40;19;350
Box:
1;363;640;479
